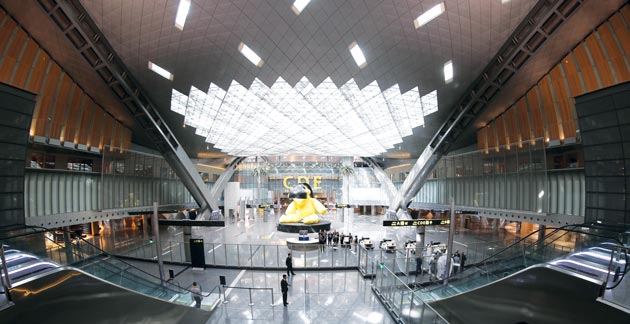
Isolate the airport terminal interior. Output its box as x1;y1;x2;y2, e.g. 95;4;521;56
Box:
1;0;630;323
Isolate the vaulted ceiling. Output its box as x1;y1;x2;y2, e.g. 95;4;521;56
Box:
3;0;624;160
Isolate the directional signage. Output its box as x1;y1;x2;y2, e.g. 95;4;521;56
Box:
258;204;271;208
336;203;350;208
383;219;451;227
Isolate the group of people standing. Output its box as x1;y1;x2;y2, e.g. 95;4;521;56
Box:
318;229;357;251
427;248;467;280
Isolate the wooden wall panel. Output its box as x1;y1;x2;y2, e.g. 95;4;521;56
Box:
585;34;615;87
505;106;519;145
31;62;61;137
0;18;17;58
573;43;600;92
11;40;38;88
49;73;72;140
0;27;26;83
63;89;84;144
609;14;630;59
487;121;498;152
100;114;114;149
597;24;630;82
538;77;561;141
496;115;507;147
78;98;95;145
516;98;532;143
88;109;104;148
561;53;584;96
549;65;577;138
526;88;545;140
477;127;487;151
620;5;630;24
0;12;133;150
25;51;49;93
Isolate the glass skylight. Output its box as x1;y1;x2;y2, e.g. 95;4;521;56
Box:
292;0;312;15
170;77;439;156
238;42;264;67
349;42;367;68
414;2;445;29
147;61;173;80
174;0;191;30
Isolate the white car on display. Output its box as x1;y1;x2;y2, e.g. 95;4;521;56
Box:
379;239;396;253
359;237;374;250
405;240;416;254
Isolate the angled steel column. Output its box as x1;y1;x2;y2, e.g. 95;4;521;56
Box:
390;0;583;217
38;0;219;212
362;157;398;206
194;156;245;220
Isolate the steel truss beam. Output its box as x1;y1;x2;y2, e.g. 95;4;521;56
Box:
391;0;584;215
37;0;219;213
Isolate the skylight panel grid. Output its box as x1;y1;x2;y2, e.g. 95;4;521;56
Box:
171;76;438;156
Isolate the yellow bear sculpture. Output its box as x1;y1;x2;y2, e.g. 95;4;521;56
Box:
279;183;327;224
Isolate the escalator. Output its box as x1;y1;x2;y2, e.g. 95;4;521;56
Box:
413;224;630;323
429;264;629;324
415;224;628;301
1;226;221;312
0;267;211;324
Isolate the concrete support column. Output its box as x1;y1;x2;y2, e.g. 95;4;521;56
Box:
371;206;376;216
492;218;499;235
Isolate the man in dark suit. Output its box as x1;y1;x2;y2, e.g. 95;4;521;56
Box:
286;253;295;276
281;274;290;306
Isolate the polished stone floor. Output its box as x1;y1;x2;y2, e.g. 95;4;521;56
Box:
102;211;524;323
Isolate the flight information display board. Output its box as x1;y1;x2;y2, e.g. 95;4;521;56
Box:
383;219;450;227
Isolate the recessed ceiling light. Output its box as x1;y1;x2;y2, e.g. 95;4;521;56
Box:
444;60;453;83
349;42;367;68
238;42;264;67
147;61;173;80
174;0;191;30
414;2;445;29
291;0;311;15
502;0;511;3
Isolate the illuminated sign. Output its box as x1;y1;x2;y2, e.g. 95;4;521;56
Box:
382;219;451;227
336;203;350;208
258;204;271;208
283;175;322;190
191;239;204;243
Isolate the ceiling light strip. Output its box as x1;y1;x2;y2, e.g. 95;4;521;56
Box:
414;2;445;29
147;61;173;80
238;42;264;67
174;0;191;30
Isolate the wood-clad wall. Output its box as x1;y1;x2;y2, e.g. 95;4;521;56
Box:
478;4;630;151
0;8;131;152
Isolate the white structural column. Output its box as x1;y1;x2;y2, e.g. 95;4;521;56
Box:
362;157;399;208
341;157;353;232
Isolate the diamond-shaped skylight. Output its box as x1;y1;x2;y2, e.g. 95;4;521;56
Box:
171;77;438;156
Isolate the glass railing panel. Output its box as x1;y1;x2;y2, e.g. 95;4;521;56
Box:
265;245;279;268
213;243;227;266
251;244;265;267
226;244;240;266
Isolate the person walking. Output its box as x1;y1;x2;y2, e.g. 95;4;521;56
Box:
281;274;290;306
460;252;467;271
190;282;202;308
286;253;295;276
452;251;461;274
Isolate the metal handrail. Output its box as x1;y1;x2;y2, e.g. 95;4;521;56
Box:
7;225;204;298
0;244;13;305
220;285;275;306
602;244;630;291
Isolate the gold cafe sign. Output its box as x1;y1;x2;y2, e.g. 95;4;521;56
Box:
283;176;323;190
